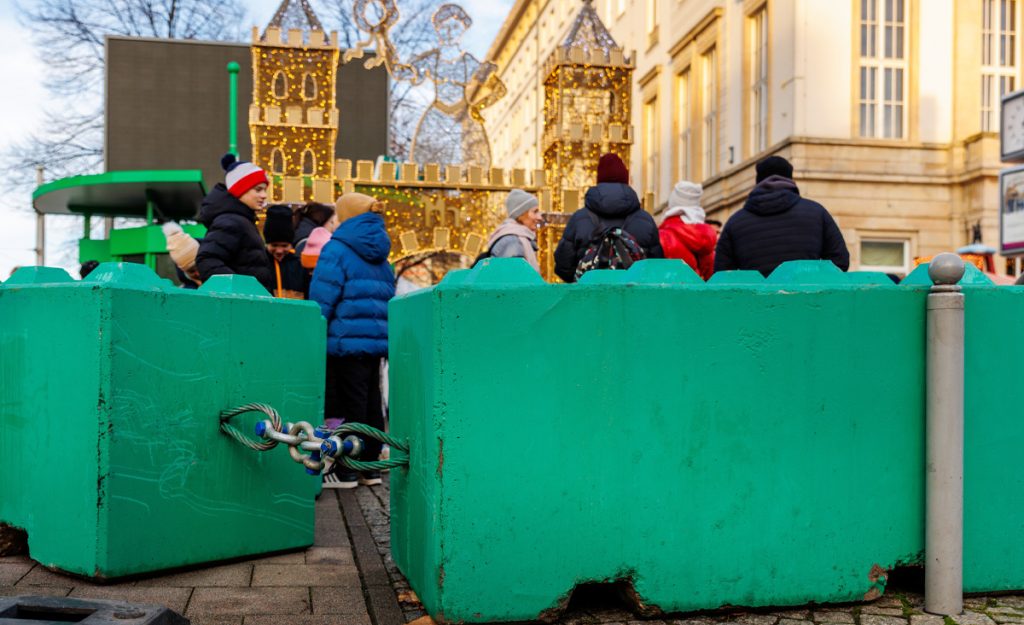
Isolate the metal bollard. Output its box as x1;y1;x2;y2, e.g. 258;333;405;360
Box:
924;253;966;616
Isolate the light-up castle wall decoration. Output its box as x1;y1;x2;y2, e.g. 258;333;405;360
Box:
542;0;634;214
249;0;340;203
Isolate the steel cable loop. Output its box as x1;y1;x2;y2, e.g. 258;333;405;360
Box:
331;423;409;453
219;403;284;451
331;423;410;472
219;404;412;472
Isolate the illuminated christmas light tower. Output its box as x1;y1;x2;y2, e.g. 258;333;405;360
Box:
249;0;340;203
542;0;633;212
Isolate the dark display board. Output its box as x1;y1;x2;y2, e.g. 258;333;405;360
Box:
105;36;388;191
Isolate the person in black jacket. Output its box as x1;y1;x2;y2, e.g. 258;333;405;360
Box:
264;204;308;299
553;153;664;282
293;202;336;249
714;156;849;276
195;154;275;292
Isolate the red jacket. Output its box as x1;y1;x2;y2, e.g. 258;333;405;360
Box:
658;217;718;280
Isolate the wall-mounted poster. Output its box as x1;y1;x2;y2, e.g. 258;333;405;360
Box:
1001;165;1024;256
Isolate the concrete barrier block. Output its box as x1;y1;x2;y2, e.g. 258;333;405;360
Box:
199;274;272;297
452;257;545;287
0;268;323;579
576;268;629;284
706;270;765;285
902;262;995;286
767;260;846;285
625;259;703;284
84;262;171;289
3;266;74;285
390;274;929;622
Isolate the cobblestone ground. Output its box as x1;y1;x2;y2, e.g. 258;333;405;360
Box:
358;474;1024;625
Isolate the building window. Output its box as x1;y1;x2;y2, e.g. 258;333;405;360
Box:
982;0;1019;131
859;0;907;139
643;97;659;201
302;73;318;101
749;7;769;155
676;69;692;182
272;71;288;99
270;149;285;174
301;149;316;175
702;47;718;179
860;239;909;274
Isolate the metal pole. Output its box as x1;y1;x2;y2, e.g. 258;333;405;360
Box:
144;196;155;270
35;165;45;266
227;62;240;156
925;252;966;616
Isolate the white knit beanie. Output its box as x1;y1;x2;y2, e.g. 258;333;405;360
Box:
162;222;199;271
668;181;703;210
505;189;539;220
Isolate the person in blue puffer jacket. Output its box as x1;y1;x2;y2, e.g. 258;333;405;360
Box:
309;192;396;490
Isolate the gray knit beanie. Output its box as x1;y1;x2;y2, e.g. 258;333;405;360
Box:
506;189;539;220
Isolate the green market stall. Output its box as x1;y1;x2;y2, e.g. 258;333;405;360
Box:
32;170;207;276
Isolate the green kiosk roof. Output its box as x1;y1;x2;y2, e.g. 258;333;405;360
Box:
32;170;207;220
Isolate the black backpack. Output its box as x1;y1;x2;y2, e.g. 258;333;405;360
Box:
574;209;647;281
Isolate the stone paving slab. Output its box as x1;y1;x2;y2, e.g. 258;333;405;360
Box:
67;585;193;614
252;563;359;586
0;490;370;624
187;586;310;616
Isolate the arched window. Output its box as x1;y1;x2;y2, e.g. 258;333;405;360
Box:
302;73;317;101
270;149;285;174
272;71;287;99
301;149;316;175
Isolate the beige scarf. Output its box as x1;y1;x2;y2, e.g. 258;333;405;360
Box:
487;219;540;272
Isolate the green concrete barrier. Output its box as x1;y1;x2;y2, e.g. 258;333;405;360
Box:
0;263;324;579
389;258;931;622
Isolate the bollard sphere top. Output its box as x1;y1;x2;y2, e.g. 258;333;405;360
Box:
928;252;966;286
227;61;240;73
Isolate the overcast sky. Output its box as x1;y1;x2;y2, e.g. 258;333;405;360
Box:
0;0;511;278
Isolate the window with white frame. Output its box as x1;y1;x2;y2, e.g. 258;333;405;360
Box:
643;97;659;199
676;69;692;181
859;239;910;274
702;47;718;179
749;7;769;155
982;0;1019;132
859;0;907;139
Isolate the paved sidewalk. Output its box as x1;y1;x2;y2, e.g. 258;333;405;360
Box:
0;490;370;625
7;477;1024;625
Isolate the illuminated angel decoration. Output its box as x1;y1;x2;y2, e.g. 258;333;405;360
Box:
342;0;415;80
406;4;507;168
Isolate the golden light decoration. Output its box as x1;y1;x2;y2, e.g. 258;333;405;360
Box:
534;0;634;279
250;11;340;203
342;0;417;81
402;4;506;169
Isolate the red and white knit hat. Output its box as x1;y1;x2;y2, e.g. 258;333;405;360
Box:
221;153;268;198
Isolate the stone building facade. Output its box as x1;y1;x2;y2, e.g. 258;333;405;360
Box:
483;0;1022;275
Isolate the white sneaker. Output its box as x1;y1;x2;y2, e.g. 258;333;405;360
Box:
323;472;358;489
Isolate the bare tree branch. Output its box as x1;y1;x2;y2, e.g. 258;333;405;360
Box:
4;0;245;195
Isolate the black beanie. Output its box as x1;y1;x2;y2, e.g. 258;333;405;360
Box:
263;205;295;244
755;156;794;183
